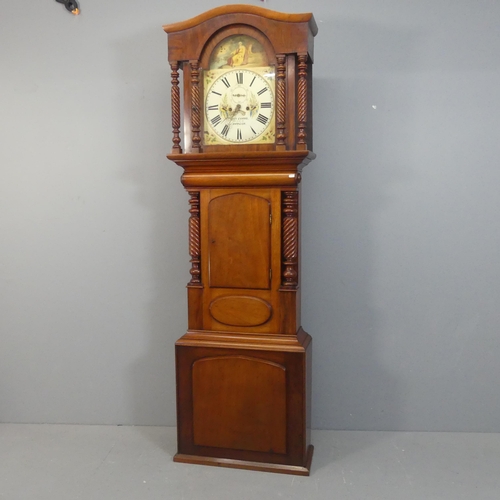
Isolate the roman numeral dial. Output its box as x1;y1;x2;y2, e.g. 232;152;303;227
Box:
204;68;275;144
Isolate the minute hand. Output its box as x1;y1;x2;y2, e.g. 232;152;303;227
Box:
223;104;243;130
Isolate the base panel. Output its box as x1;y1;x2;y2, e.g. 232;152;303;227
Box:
175;331;312;475
174;445;314;476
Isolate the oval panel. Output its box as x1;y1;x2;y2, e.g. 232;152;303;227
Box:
209;295;272;327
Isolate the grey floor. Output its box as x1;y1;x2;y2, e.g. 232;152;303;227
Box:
1;425;499;499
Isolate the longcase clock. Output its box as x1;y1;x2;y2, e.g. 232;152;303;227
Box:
163;5;318;476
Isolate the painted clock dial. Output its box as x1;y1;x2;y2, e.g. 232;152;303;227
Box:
204;68;275;145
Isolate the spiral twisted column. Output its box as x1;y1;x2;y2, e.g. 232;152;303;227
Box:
190;60;201;152
297;54;308;149
276;55;287;150
282;191;299;288
170;62;182;154
188;191;201;285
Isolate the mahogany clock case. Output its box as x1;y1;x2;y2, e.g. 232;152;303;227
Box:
163;5;318;476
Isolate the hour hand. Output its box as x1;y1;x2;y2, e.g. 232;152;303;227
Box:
223;104;242;128
228;104;242;120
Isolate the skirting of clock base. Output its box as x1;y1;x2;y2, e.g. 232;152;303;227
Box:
173;445;314;476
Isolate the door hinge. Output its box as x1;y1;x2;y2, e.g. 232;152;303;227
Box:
270;212;272;225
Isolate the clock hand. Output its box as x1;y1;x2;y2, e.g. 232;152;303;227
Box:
229;104;242;119
223;104;242;130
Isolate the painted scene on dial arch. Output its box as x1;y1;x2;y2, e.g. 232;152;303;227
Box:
209;35;269;70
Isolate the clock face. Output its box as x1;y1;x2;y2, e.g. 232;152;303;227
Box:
204;67;275;145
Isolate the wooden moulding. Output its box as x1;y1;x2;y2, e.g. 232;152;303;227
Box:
167;150;316;167
173;446;314;476
163;5;317;65
168;150;315;188
176;327;311;353
163;5;317;34
181;172;298;188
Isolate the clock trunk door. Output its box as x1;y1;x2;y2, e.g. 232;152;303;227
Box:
208;192;270;289
201;189;280;333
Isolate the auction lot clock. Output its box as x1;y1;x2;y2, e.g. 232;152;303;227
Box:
163;5;318;475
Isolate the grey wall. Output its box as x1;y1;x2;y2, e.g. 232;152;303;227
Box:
1;0;499;431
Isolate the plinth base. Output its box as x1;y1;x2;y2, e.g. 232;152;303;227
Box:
174;445;314;476
174;329;313;476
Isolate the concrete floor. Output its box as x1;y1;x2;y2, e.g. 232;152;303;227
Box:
0;425;499;499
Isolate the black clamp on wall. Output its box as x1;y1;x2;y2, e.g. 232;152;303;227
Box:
56;0;80;15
